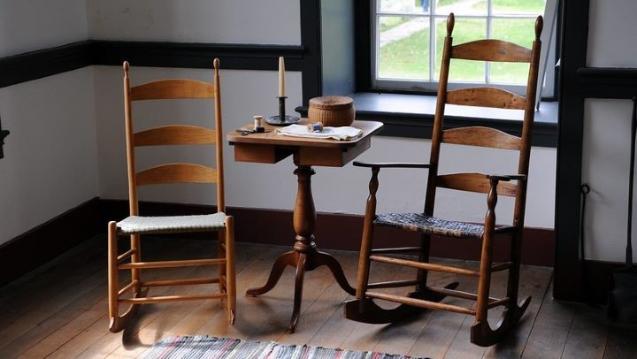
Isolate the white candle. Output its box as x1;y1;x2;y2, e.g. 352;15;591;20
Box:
278;56;285;97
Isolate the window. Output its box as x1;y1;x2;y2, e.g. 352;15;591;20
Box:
372;0;555;96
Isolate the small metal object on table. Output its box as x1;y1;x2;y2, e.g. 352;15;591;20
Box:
266;96;300;126
227;119;383;332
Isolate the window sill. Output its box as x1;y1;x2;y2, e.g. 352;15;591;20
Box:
296;92;558;148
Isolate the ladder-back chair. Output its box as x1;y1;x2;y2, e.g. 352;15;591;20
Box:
107;59;236;332
346;13;542;346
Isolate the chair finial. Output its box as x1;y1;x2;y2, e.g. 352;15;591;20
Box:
213;58;220;70
535;16;543;40
123;61;130;72
447;13;455;36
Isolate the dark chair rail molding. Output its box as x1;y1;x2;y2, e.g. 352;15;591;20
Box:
0;41;93;88
576;67;637;99
92;41;305;70
0;40;306;89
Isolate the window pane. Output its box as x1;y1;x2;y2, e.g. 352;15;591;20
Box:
435;17;486;82
489;18;533;84
492;0;545;15
379;0;430;14
435;0;487;15
378;16;430;80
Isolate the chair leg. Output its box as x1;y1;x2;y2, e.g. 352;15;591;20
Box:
107;222;142;333
354;212;374;301
472;230;531;346
471;188;529;346
507;230;529;307
218;229;227;294
416;233;432;292
130;233;141;295
225;216;236;325
107;221;120;331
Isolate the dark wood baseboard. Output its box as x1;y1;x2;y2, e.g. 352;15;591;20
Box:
0;197;101;286
0;197;554;287
98;199;555;267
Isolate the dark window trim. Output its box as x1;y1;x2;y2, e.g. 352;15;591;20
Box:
555;1;637;303
355;0;561;101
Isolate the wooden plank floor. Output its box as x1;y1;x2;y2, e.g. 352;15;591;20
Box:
0;236;635;359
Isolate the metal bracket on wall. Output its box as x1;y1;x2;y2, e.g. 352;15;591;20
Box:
0;116;9;159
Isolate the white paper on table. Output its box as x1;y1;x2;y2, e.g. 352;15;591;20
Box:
276;124;363;141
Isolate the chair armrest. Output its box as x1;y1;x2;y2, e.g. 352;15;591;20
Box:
353;161;430;169
487;174;527;182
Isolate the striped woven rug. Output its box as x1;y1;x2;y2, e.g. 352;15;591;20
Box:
143;336;428;359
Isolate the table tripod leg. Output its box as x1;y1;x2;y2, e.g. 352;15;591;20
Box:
246;251;296;297
314;251;356;295
289;253;307;333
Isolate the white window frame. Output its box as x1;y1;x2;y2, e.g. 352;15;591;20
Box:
371;0;556;97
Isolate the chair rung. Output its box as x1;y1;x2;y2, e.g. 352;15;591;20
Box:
491;262;512;272
119;258;225;270
141;277;220;287
368;280;420;289
370;247;421;254
369;255;480;277
118;280;138;296
366;291;476;315
120;293;225;304
426;286;499;304
488;297;511;309
117;249;136;263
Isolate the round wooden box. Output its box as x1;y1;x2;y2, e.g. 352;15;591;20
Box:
308;96;355;127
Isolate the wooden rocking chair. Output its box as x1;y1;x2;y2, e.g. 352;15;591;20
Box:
107;59;236;332
346;13;542;346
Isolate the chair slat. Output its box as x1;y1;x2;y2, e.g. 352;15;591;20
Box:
134;125;216;146
130;79;214;101
446;87;527;110
136;163;217;186
442;126;521;150
451;39;532;63
437;173;518;197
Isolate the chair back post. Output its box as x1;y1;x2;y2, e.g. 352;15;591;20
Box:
513;16;543;228
122;61;139;216
213;58;225;213
425;13;455;216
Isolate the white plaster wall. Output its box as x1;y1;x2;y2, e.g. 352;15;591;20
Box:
94;65;555;228
587;0;637;67
582;100;637;262
0;68;99;244
87;1;556;229
0;0;556;249
581;0;637;261
0;0;97;245
0;0;88;57
93;66;303;208
86;0;301;45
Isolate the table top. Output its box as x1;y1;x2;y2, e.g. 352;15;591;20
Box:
227;120;383;149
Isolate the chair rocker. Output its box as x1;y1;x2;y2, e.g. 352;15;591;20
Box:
345;13;543;346
107;59;236;332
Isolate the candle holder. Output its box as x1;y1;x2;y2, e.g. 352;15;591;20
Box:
267;96;300;126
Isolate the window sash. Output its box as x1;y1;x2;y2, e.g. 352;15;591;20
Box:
371;0;555;97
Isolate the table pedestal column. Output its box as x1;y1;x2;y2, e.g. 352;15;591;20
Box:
246;165;356;332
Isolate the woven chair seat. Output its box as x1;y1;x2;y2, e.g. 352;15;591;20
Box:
375;213;510;239
117;212;226;235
